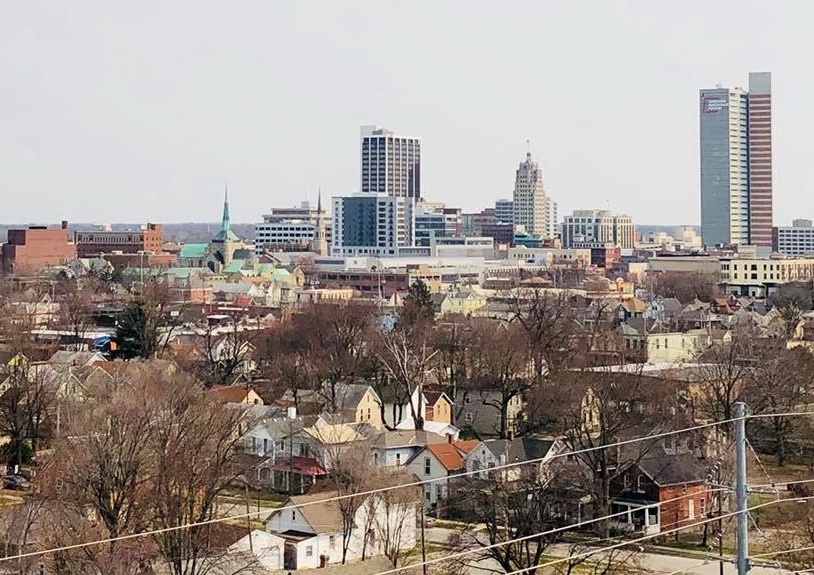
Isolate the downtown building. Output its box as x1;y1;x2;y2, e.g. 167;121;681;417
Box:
773;219;814;257
331;193;414;257
254;199;332;255
360;125;421;199
561;210;635;249
700;72;773;250
512;152;557;240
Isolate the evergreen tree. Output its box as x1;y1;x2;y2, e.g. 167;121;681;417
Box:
115;300;160;359
399;280;435;328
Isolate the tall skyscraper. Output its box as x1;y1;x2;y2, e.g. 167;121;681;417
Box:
360;125;421;199
513;152;550;238
700;72;773;248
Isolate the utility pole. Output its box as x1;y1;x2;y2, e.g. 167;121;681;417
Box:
734;401;749;575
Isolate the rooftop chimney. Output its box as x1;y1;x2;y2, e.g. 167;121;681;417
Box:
61;220;68;230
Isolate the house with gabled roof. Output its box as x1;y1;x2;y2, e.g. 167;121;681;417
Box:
404;438;480;509
266;489;417;570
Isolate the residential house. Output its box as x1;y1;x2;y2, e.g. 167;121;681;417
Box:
371;429;447;468
333;383;384;429
644;297;683;325
439;288;488;316
227;530;285;571
301;423;372;470
423;385;453;425
380;384;454;430
405;439;480;509
646;330;708;363
211;385;264;405
465;436;566;483
454;390;524;437
610;447;713;536
266;490;417;570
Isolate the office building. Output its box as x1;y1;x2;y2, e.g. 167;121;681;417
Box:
360;125;421;199
414;203;462;246
561;210;635;249
700;72;773;248
545;197;559;239
75;224;163;257
462;208;496;237
720;256;814;298
513;152;550;238
773;220;814;257
1;221;77;274
331;193;414;256
495;199;514;225
255;199;332;255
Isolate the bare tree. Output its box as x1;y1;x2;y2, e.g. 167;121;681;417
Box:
148;372;251;575
468;320;532;438
199;311;260;386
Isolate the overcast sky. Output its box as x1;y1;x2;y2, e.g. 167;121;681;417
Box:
1;1;811;226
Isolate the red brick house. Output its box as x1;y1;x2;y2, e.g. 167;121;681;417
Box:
610;449;713;535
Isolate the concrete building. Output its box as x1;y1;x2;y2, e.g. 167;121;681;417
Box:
495;199;514;225
700;72;773;249
508;247;592;267
513;152;550;238
719;257;814;298
561;210;635;249
255;199;332;255
1;222;77;274
331;193;414;257
546;197;559;240
360;125;421;199
773;220;814;257
74;223;163;257
462;208;496;237
414;203;462;246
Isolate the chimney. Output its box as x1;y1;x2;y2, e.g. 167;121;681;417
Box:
61;220;68;230
446;433;453;444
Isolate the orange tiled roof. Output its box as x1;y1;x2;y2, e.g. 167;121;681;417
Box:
426;440;480;471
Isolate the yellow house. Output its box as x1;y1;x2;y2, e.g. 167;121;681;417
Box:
332;383;384;430
424;387;454;425
439;289;488;317
646;330;709;364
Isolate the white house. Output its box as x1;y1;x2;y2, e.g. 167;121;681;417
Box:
227;530;285;571
371;430;447;468
266;490;417;570
404;439;479;510
465;437;566;483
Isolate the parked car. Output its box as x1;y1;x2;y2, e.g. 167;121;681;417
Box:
2;474;30;490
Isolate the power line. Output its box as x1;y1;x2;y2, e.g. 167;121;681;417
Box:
370;488;728;575
0;415;740;564
495;495;814;575
5;409;812;565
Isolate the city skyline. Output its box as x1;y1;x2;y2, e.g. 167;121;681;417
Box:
2;1;813;225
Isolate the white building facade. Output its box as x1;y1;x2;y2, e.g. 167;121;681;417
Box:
361;125;421;199
513;152;550;238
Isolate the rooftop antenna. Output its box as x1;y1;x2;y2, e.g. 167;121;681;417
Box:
526;138;531;158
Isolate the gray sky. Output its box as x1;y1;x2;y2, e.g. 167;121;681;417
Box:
1;1;811;226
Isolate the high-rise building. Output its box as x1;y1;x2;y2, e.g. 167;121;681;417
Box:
561;209;635;249
495;199;514;225
700;72;773;248
360;125;421;199
513;152;550;238
331;193;414;257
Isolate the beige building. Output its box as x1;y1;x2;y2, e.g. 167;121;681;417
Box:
719;257;814;298
507;247;592;267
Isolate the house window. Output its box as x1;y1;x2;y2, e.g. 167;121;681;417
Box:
436;484;442;500
367;408;371;420
329;535;336;549
306;545;313;557
425;487;431;501
396;453;401;465
374;453;379;465
636;475;644;492
263;438;269;454
424;457;431;475
292;511;296;521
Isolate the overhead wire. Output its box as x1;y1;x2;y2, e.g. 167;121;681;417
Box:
5;408;814;565
0;415;742;563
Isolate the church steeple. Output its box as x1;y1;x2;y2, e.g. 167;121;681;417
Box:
221;184;231;234
310;186;329;256
212;184;239;242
